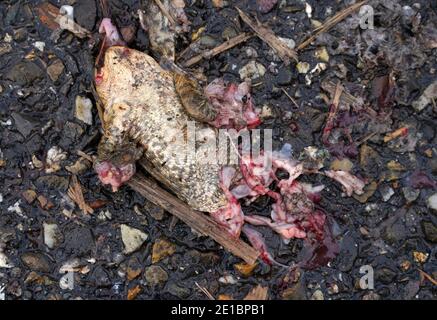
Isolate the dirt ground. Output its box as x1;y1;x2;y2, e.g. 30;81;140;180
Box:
0;0;436;300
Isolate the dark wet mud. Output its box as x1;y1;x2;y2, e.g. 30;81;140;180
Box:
0;0;436;300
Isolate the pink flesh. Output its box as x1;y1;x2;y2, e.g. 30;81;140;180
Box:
96;18;126;85
324;170;365;196
99;18;126;47
242;226;287;267
94;19;356;269
95;161;136;192
210;167;244;237
205;79;261;130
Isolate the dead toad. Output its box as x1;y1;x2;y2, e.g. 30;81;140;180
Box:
94;0;365;266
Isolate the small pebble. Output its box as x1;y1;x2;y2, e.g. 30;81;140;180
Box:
239;61;266;80
120;224;148;254
33;41;45;52
75;96;93;125
427;193;437;211
311;289;324;300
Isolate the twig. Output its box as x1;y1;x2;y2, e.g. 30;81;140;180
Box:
127;173;259;264
281;88;300;109
383;127;409;143
236;7;298;64
183;33;253;67
195;282;215;300
418;269;437;286
320;80;364;110
76;150;94;163
68;176;94;215
297;1;368;51
153;0;176;26
322;82;343;145
356;131;377;146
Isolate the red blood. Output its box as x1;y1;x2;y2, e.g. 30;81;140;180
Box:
95;72;104;85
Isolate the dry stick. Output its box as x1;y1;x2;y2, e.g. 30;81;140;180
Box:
236;7;298;64
195;282;215;300
127;174;260;265
281;88;300;109
183;33;253;67
297;0;368;51
322;82;343;145
153;0;176;26
418;269;437;286
321;80;363;110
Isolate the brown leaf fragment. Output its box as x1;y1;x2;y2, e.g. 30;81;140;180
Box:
88;199;108;209
37;195;54;210
36;3;60;31
22;190;37;204
384;127;409;143
236;8;297;64
127;285;142;300
244;285;269;300
67;175;94;214
151;238;176;263
234;262;258;277
36;2;91;38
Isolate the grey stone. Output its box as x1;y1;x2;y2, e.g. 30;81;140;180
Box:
36;175;69;191
276;67;293;85
145;265;168;286
6;61;44;86
20;252;51;273
12;112;38;137
120;224;148;254
421;221;437;243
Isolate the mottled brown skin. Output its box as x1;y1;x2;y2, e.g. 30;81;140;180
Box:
174;73;217;123
96;46;227;212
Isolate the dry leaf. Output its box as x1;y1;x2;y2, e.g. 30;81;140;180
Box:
244;285;268;300
67;175;94;214
127;285;142;300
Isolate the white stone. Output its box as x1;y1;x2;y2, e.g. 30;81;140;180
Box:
34;41;46;52
239;60;266;80
43;223;61;249
428;193;437;211
75;96;93;125
45;146;67;173
8;201;24;217
218;275;238;284
0;252;13;268
278;37;295;49
120;224;148;254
